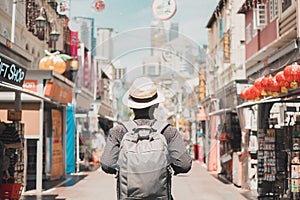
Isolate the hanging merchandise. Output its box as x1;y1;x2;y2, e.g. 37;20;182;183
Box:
0;123;24;200
92;0;105;12
249;134;258;153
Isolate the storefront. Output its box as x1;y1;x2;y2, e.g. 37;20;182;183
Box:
19;70;73;193
0;52;45;199
201;80;247;182
239;85;300;199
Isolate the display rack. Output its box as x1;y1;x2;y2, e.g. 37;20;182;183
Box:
0;122;24;200
290;121;300;199
257;128;287;199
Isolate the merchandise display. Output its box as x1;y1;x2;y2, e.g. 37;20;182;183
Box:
0;122;24;200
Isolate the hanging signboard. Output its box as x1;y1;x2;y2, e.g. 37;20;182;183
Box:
223;31;230;63
0;55;27;87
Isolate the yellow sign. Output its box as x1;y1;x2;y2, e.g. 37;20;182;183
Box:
223;32;230;63
199;70;206;101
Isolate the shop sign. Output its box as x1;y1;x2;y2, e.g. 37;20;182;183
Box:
0;56;27;87
23;80;38;92
223;31;230;63
44;81;73;104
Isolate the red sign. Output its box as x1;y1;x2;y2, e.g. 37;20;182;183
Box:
23;80;38;92
44;81;73;104
70;31;78;58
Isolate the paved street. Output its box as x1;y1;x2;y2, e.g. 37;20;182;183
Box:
21;161;257;200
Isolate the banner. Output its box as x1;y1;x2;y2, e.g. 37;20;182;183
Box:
70;31;78;58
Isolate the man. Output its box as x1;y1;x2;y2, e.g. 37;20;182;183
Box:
101;77;192;200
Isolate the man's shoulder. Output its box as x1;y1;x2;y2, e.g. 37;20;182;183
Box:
110;124;127;132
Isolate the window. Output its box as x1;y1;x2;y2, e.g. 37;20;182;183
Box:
270;0;278;21
3;29;9;39
4;0;9;12
253;4;267;30
246;23;251;44
219;18;223;38
282;0;292;13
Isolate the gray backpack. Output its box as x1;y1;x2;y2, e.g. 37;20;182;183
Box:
117;120;172;200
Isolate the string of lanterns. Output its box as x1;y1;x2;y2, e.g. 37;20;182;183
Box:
240;63;300;101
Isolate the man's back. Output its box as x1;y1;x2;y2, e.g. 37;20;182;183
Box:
101;119;192;199
116;120;171;199
101;77;192;200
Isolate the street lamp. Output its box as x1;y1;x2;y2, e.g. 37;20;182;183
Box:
35;6;60;47
49;30;60;42
35;7;46;29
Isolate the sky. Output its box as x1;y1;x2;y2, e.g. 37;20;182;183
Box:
70;0;219;46
69;0;220;79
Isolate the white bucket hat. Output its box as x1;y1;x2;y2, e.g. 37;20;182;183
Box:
122;77;165;109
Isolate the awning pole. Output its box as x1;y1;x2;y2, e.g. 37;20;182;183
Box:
15;91;21;111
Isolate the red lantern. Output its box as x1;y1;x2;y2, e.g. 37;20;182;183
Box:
241;86;261;101
261;75;273;96
275;71;289;93
240;88;247;99
254;77;267;97
283;62;300;89
249;85;261;100
269;76;281;97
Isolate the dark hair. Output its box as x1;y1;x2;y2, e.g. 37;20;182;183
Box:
132;104;158;119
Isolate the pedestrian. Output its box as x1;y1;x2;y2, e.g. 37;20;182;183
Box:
100;77;192;200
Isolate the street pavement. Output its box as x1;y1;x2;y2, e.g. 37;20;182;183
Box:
21;161;258;200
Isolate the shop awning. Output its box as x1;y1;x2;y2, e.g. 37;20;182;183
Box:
0;80;48;101
236;97;282;109
209;108;233;116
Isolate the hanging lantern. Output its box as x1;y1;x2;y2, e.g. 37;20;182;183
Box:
240;88;247;99
261;75;273;96
241;86;261;101
269;76;281;97
250;85;261;101
283;62;300;89
275;71;289;94
254;77;267;97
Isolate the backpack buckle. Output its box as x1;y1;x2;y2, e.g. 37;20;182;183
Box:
134;126;153;140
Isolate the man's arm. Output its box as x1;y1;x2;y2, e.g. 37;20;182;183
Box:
100;125;124;174
164;126;192;175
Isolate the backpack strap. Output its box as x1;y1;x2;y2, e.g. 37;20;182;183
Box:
151;120;169;134
122;120;137;133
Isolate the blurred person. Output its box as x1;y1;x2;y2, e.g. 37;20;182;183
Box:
101;77;192;200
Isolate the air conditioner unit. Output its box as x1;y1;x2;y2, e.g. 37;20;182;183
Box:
253;4;267;30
